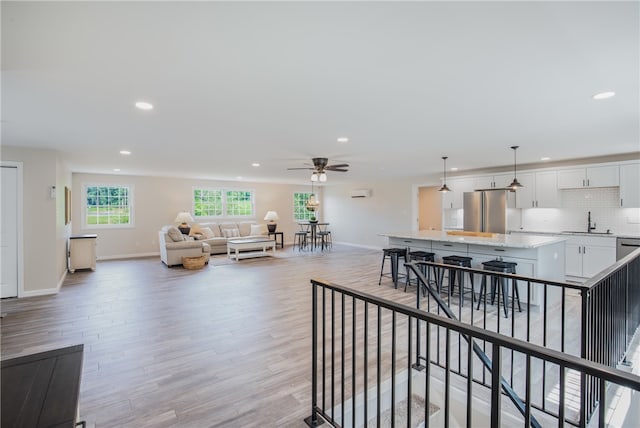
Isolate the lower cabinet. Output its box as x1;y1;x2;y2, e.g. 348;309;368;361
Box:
564;235;616;279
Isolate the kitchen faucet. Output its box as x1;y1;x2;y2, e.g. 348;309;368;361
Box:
587;211;596;233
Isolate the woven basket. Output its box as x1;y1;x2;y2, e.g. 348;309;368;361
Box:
182;255;206;270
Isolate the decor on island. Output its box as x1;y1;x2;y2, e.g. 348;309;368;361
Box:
509;145;524;189
175;211;195;235
438;156;451;193
306;180;320;212
264;211;280;232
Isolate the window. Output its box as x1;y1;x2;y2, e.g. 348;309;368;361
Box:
84;185;133;226
192;188;254;218
193;189;223;217
293;192;315;221
225;190;253;216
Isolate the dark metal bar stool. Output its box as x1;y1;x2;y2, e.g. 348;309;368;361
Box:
404;250;436;294
477;260;522;317
378;248;408;289
438;255;475;306
294;223;310;251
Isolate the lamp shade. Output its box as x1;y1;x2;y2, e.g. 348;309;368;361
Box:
174;211;194;224
264;211;280;222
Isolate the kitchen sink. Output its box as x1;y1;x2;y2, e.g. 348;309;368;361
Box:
561;231;613;235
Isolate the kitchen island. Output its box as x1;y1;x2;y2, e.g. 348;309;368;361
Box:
380;230;567;308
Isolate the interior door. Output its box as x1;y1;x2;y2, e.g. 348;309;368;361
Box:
1;166;18;298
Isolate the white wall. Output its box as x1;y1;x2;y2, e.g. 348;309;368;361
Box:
323;178;416;250
1;146;67;295
72;173;322;258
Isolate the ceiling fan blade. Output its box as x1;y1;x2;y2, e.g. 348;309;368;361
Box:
287;167;315;171
327;168;349;172
326;164;349;169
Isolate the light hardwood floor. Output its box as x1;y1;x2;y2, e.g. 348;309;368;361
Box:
1;244;424;427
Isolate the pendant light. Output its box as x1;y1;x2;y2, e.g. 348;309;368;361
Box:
509;146;523;189
306;179;320;211
438;156;451;193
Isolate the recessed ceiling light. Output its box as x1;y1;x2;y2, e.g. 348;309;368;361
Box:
251;162;260;167
135;101;154;110
541;157;551;161
451;167;458;171
337;137;349;143
592;91;615;100
113;168;120;172
120;150;131;155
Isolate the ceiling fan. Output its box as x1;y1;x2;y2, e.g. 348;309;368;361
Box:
287;157;349;182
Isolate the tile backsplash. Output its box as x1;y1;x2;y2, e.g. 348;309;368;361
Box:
520;187;640;236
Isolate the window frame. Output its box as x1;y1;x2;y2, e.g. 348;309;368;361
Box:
192;186;255;219
82;183;135;229
293;191;316;221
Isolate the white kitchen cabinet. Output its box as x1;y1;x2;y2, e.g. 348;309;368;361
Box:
512;171;558;208
473;173;514;190
557;165;619;189
620;163;640;207
534;171;560;208
442;178;475;209
68;234;97;273
563;235;616;279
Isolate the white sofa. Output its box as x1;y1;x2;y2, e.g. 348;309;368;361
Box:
159;221;270;260
159;225;211;267
190;221;269;254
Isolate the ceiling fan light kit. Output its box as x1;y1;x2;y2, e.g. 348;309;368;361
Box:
288;157;349;182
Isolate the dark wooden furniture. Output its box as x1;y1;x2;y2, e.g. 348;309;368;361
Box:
1;344;85;428
268;231;284;248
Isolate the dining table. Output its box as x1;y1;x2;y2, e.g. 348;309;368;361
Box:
298;222;329;251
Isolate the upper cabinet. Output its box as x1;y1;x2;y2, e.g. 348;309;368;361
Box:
620;163;640;207
557;165;619;189
442;178;475;209
473;173;514;190
512;171;559;208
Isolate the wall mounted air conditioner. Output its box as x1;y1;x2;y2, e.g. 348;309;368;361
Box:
350;189;371;198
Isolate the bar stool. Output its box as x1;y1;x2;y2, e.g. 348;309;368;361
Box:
294;224;310;251
404;251;436;294
379;248;408;289
439;255;475;306
477;260;522;317
316;223;332;251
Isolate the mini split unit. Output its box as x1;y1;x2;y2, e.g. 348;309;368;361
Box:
349;189;371;198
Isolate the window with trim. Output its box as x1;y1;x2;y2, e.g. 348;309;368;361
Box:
293;192;315;221
84;185;133;226
193;188;254;218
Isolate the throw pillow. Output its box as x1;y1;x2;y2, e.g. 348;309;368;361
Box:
250;224;268;236
189;223;203;236
192;233;204;240
223;228;240;238
167;226;184;242
201;227;215;239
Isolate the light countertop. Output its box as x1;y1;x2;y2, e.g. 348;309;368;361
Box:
381;230;566;249
510;230;640;239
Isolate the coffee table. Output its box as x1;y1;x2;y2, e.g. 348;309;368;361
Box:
227;238;276;261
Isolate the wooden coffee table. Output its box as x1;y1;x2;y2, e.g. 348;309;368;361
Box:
227;238;276;261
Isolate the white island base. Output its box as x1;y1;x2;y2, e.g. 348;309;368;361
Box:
382;230;567;310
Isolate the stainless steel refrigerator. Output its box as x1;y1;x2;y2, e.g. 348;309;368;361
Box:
463;190;510;234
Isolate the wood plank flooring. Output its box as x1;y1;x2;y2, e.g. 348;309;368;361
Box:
1;245;420;427
0;245;583;427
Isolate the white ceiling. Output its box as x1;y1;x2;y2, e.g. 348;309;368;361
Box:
2;1;638;184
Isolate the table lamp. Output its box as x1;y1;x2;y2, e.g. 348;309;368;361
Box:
264;211;279;232
175;211;195;235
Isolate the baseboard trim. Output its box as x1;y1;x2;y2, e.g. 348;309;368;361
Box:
21;287;59;298
97;252;159;261
334;241;382;251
